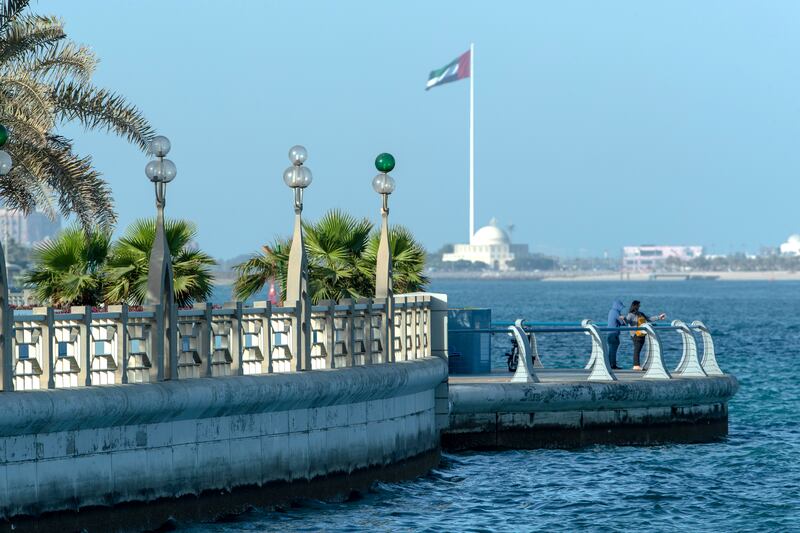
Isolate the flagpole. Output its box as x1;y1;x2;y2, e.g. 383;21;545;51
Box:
469;42;475;243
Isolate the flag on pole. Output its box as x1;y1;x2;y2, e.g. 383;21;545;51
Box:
425;50;471;90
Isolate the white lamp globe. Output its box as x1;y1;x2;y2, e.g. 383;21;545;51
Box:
145;159;178;182
149;135;171;157
283;165;313;189
0;150;11;176
288;145;308;165
372;173;395;195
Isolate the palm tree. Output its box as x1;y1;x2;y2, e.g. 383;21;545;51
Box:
360;225;429;295
22;225;111;306
233;241;290;304
233;209;428;303
104;218;216;307
0;0;154;228
304;210;374;302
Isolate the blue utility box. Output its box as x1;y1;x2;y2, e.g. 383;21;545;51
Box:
447;308;491;374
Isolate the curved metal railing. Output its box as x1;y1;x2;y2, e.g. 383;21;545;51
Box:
469;318;723;383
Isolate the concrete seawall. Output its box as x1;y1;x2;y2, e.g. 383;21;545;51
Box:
445;374;739;450
0;357;448;527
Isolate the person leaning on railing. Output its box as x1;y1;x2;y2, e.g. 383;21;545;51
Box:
625;300;666;371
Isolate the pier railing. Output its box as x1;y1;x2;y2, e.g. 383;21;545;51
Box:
482;319;722;383
2;293;447;391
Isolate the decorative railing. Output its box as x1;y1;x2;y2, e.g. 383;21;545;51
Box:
482;319;723;383
1;293;446;391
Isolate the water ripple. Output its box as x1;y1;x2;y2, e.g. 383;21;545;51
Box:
185;282;800;532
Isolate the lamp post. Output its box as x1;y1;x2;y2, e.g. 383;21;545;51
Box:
373;153;396;298
0;125;12;390
144;135;177;380
283;145;313;371
373;153;396;361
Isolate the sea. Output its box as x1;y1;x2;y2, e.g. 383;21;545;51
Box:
181;280;799;532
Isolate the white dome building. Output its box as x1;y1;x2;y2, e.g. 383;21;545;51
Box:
442;218;529;270
780;234;800;256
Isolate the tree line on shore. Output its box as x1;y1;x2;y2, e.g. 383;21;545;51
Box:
664;254;800;272
16;210;427;307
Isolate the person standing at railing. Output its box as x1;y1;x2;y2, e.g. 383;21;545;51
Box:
626;300;666;371
606;300;627;370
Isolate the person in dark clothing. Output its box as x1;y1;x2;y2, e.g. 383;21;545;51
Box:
606;300;626;369
626;300;666;370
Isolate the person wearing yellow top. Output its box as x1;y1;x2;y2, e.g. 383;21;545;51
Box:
625;300;667;371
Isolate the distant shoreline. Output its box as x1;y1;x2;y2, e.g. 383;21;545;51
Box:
426;271;800;282
211;271;800;287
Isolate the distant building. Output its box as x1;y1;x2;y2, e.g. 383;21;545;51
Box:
622;245;703;272
442;218;529;271
780;235;800;256
0;208;61;248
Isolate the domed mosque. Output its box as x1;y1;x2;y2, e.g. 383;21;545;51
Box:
442;218;529;270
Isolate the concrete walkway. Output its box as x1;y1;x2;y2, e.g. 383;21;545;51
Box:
450;368;671;384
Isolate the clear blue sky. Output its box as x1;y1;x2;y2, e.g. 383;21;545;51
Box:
37;0;800;258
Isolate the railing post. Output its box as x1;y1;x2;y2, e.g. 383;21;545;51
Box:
422;294;432;356
108;304;128;385
386;296;395;363
509;319;538;383
291;299;312;371
263;301;273;374
166;300;178;380
672;320;706;377
692;320;723;375
152;303;166;381
376;298;388;363
583;319;617;381
200;302;212;377
323;300;335;369
228;301;243;376
427;293;448;359
344;299;356;367
642;323;671;379
364;299;374;364
35;306;55;389
77;306;92;386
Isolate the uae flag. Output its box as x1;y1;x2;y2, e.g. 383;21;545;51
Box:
426;50;471;90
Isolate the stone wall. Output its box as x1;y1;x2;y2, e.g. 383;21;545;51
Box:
0;356;448;520
445;375;739;450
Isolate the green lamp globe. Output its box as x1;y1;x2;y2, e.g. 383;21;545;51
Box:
0;125;8;148
375;152;395;173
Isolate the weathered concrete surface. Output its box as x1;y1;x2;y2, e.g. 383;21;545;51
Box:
3;448;441;533
0;357;448;525
445;372;738;450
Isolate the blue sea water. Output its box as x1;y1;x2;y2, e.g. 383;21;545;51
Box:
187;281;800;532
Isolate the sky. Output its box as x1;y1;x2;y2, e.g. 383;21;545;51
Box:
33;0;800;259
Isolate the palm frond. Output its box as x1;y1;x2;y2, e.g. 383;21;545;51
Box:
54;81;154;150
41;138;116;228
0;73;57;129
0;0;32;31
22;41;96;82
0;13;63;63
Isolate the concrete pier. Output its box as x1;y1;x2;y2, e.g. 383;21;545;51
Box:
444;369;738;450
